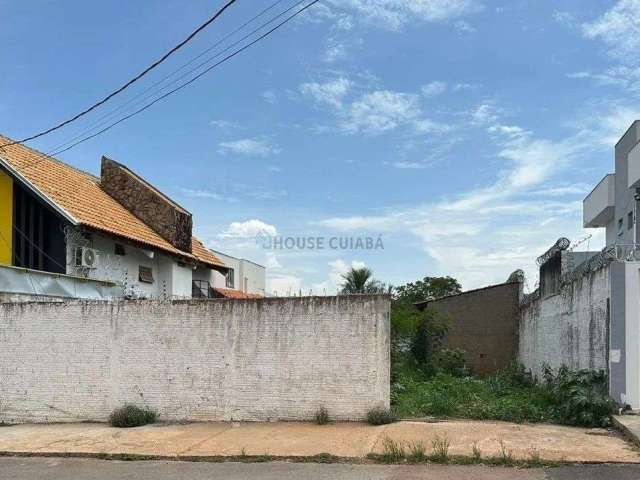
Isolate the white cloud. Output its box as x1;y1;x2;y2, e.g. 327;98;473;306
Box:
326;0;483;31
178;188;227;201
471;102;501;125
222;219;277;238
210;119;241;131
389;161;427;169
342;90;421;134
421;81;447;97
300;78;352;108
583;0;640;62
218;137;280;157
262;90;277;104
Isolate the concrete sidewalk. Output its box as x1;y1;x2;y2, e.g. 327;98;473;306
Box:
0;420;637;463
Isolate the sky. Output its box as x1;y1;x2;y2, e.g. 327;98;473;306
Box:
1;0;638;294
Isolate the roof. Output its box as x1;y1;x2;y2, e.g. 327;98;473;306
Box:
214;287;263;299
0;135;225;269
415;281;520;307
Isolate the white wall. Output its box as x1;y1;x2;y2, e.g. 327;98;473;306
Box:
0;296;390;423
519;265;610;377
211;250;265;295
65;230;200;299
624;262;640;408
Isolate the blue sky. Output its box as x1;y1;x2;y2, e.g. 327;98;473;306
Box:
1;0;638;293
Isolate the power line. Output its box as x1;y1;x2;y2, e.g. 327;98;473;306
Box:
0;0;239;148
48;0;320;156
46;0;295;156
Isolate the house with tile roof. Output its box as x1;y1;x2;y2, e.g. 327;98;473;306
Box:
0;135;264;300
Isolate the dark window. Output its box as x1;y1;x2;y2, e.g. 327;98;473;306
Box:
226;269;234;288
618;218;624;236
629;211;634;230
192;280;213;298
12;182;66;273
138;266;154;283
114;243;126;256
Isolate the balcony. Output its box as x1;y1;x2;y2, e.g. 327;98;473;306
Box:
583;174;615;228
629;142;640;189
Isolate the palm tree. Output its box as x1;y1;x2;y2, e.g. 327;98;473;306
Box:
340;267;385;294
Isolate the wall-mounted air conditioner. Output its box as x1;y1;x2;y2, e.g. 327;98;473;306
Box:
75;247;99;269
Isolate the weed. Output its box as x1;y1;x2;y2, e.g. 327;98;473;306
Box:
471;441;482;463
498;440;514;466
366;407;398;426
240;448;247;457
430;435;450;463
314;406;330;425
380;436;405;463
528;448;543;467
108;404;156;428
406;441;427;462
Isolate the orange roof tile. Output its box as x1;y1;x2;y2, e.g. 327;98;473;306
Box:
214;287;263;299
0;135;225;269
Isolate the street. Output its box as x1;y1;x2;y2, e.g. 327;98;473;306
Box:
1;458;640;480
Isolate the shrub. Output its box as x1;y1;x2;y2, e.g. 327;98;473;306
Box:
542;366;616;427
314;406;330;425
367;407;398;425
109;404;156;428
434;348;469;377
410;308;449;376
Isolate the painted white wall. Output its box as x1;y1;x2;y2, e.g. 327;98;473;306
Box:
65;230;204;299
624;262;640;409
0;296;390;423
211;250;265;295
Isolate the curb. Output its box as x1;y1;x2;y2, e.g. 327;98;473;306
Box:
612;416;640;448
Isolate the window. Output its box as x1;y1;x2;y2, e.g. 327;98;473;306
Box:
225;269;234;288
629;211;634;230
618;218;624;236
114;243;126;256
138;266;154;283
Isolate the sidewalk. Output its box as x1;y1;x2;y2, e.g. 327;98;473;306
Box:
0;420;637;463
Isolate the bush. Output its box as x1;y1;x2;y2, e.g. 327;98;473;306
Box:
314;406;330;425
434;348;469;377
367;407;399;425
542;366;616;427
410;308;449;376
109;404;157;428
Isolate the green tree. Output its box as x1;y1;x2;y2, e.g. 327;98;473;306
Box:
340;267;386;294
394;276;462;304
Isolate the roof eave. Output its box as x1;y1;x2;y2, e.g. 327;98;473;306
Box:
0;155;78;225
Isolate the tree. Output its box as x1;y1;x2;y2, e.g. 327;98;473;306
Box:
340;267;386;294
394;276;462;304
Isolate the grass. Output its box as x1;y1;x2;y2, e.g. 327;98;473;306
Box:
368;436;563;468
108;405;157;428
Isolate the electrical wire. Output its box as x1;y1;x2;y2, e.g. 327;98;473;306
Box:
47;0;320;157
0;0;239;148
46;0;299;156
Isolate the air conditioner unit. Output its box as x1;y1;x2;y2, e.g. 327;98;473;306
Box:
75;247;99;269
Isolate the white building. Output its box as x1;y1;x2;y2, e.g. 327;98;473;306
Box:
0;134;265;300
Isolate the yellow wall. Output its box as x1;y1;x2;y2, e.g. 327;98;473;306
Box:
0;170;12;265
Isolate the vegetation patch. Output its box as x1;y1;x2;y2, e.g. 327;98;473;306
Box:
314;406;330;425
366;407;398;426
108;404;157;428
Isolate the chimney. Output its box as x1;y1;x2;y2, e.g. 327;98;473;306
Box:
100;156;192;253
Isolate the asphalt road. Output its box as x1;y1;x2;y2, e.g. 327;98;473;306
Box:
1;458;640;480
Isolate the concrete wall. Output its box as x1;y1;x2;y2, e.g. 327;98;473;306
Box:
519;265;610;378
0;295;390;424
423;282;521;376
611;121;640;246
